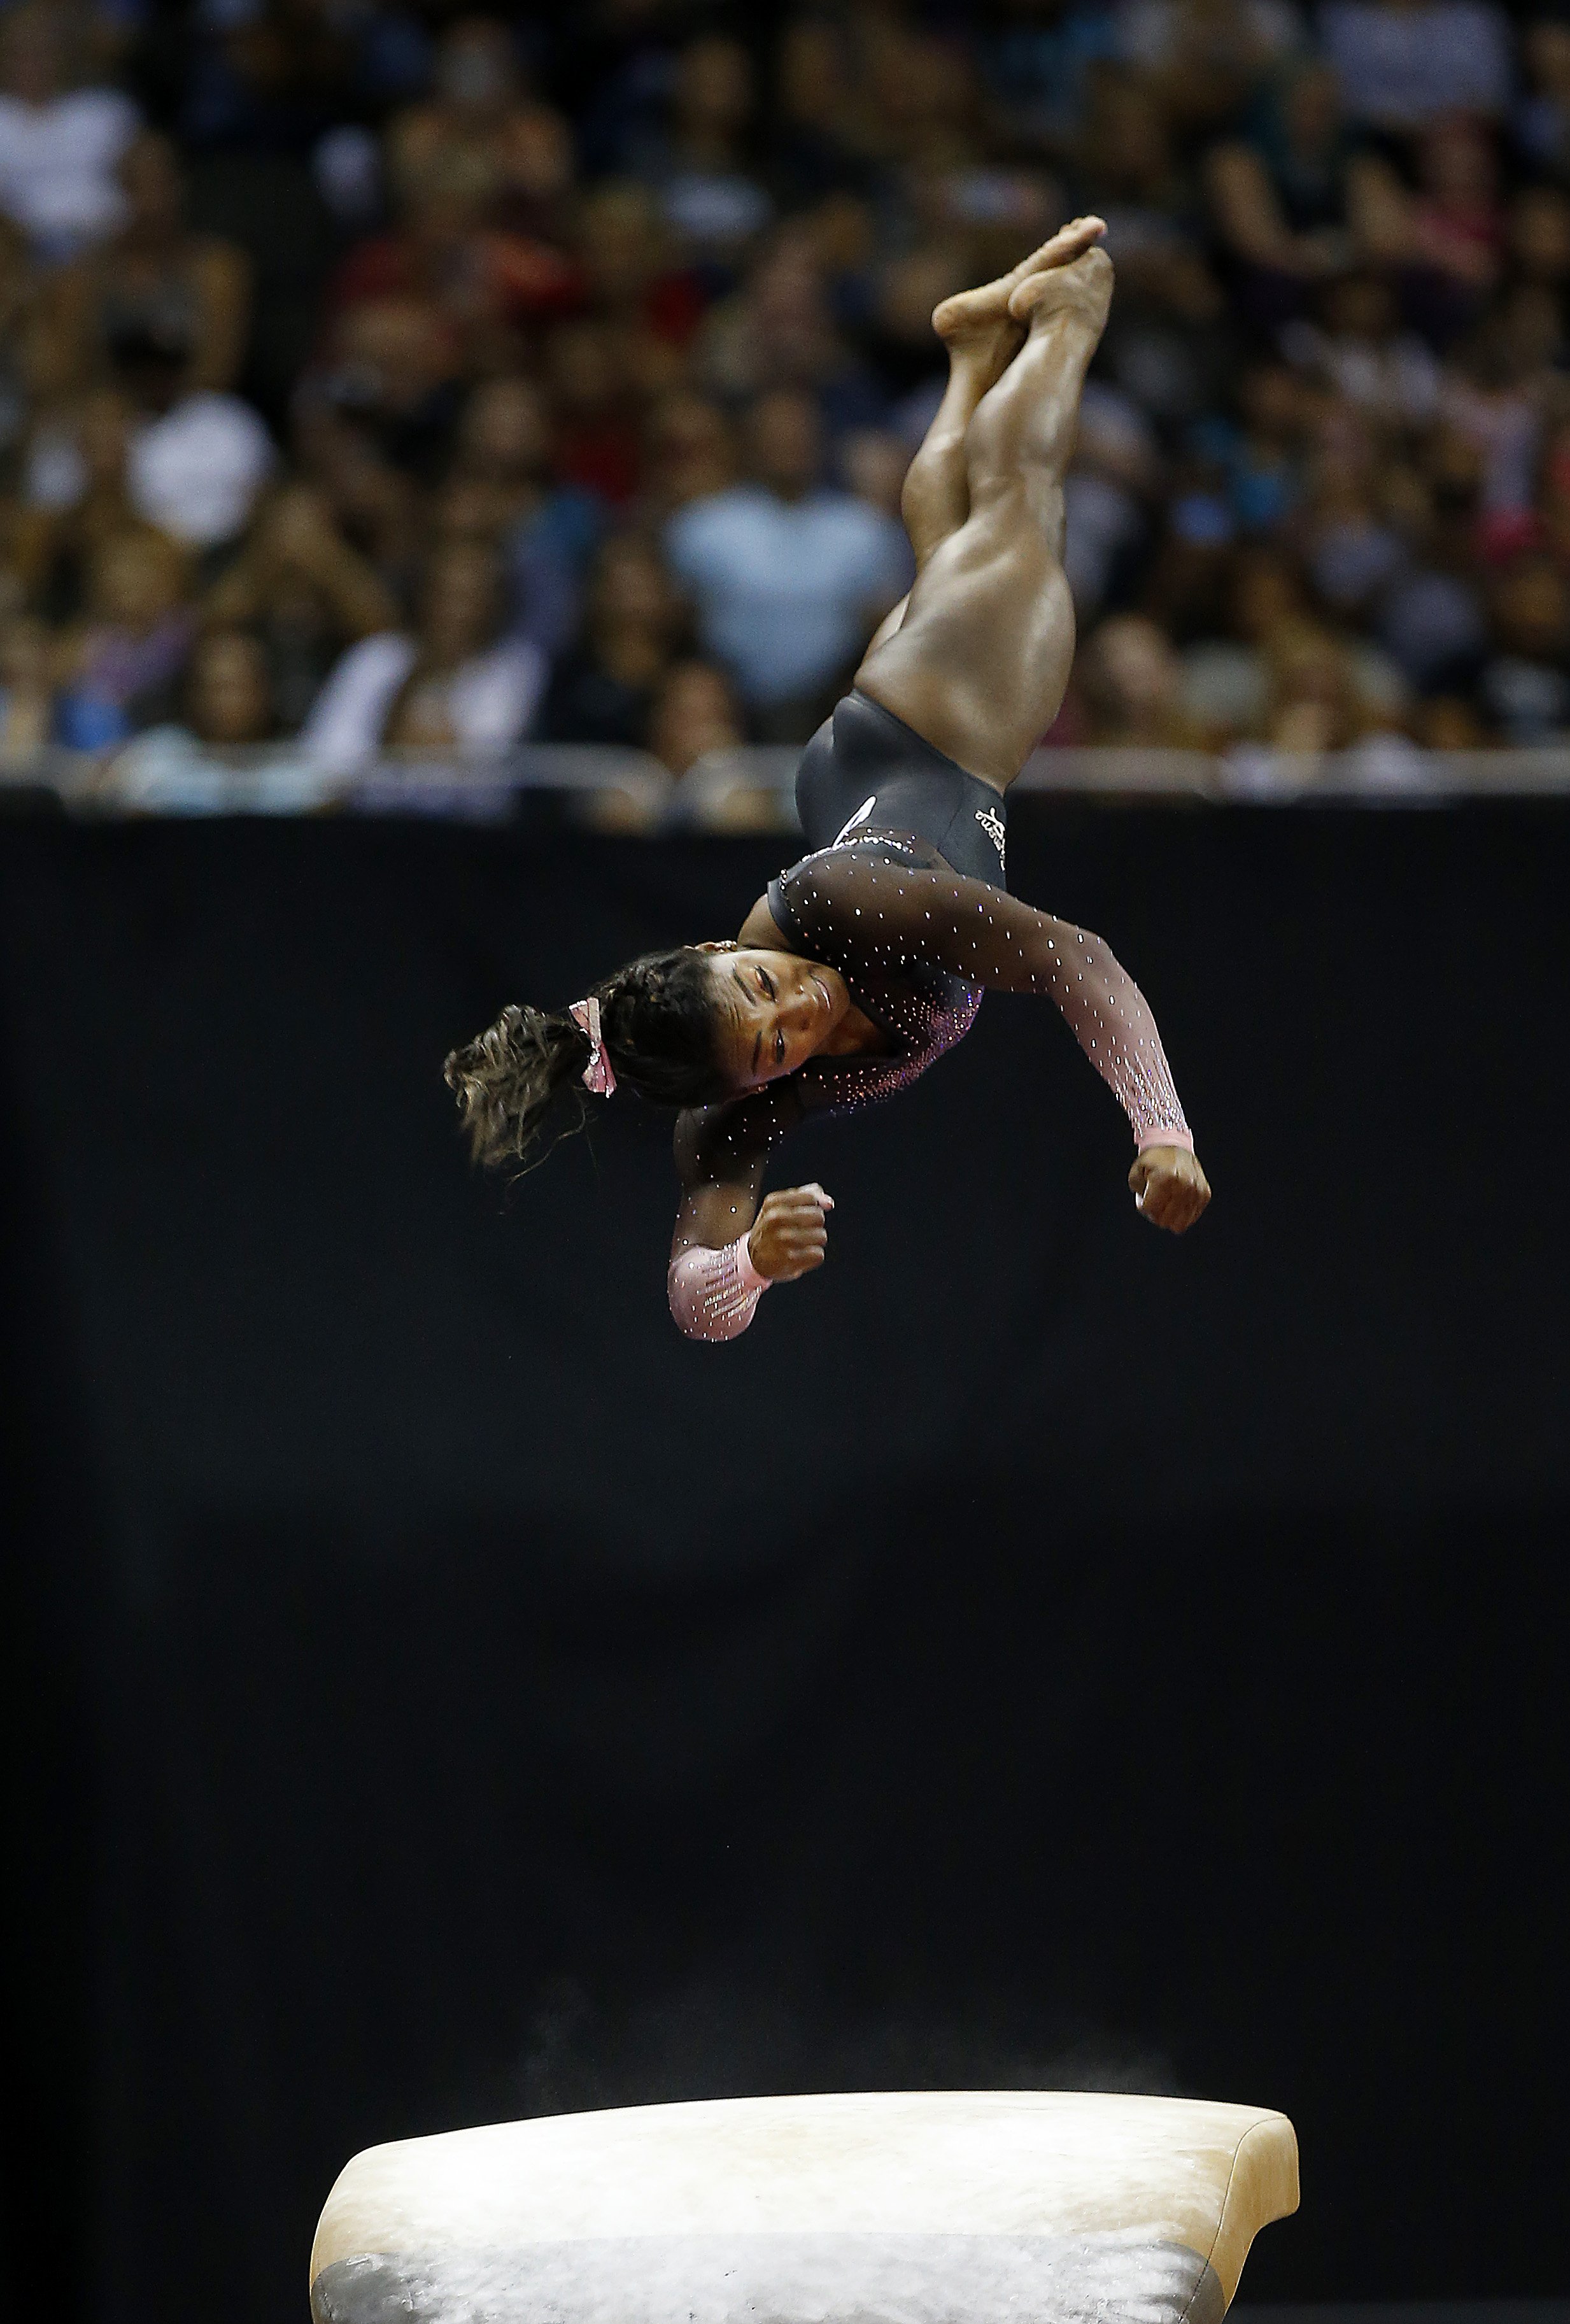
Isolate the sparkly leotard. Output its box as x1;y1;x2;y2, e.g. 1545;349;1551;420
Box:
668;693;1192;1339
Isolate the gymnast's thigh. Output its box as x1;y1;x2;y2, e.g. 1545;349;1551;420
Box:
856;494;1075;788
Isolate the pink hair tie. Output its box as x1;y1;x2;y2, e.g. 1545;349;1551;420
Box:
568;997;616;1097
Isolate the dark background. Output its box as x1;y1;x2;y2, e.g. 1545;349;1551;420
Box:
4;807;1566;2324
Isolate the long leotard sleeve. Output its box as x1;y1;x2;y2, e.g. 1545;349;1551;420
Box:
774;847;1193;1149
668;844;1192;1340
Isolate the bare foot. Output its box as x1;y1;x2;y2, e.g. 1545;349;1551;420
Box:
1007;244;1115;334
1005;215;1108;283
930;285;1026;383
931;216;1108;376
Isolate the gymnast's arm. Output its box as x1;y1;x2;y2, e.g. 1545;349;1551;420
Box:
777;853;1211;1231
667;1098;833;1341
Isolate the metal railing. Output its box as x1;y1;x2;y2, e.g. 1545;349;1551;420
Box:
3;738;1570;823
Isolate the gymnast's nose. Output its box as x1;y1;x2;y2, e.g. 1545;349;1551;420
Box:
782;981;819;1037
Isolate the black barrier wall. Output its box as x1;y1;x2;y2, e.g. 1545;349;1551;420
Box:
3;810;1567;2324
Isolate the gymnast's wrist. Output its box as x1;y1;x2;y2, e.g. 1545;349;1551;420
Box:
739;1228;772;1290
1136;1126;1194;1154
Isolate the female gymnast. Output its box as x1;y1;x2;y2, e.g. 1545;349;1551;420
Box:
445;219;1211;1340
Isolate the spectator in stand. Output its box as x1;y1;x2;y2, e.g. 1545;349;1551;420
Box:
1206;63;1360;328
0;213;45;452
386;18;575;239
1217;357;1313;535
574;180;706;362
202;481;397;732
623;34;772;279
437;377;604;656
1180;544;1315;739
770;16;880;207
53;523;194;746
1080;613;1207;744
1320;0;1513;132
1298;425;1413;627
863;243;969;414
1536;416;1570;562
695;221;885;439
1069;68;1206;287
1375;420;1491;692
0;3;138;262
177;0;355;155
1259;619;1396;749
301;539;542;767
39;132;251;401
1120;0;1306;123
1281;271;1440;428
665;385;908;740
1061;378;1156;619
1352;115;1505;343
0;611;55;760
1479;555;1570;737
110;628;348;804
1515;19;1570;185
976;0;1123;160
647;656;744;776
838;427;912;526
14;385;138;616
1068;67;1233;425
171;627;278;746
104;312;274;551
1508;180;1570;295
329;147;579;379
639;388;737;519
302;294;464;499
289;376;425;595
861;22;984;176
544;319;644;507
539;532;686;748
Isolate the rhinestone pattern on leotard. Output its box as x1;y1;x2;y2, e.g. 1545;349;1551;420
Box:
670;829;1191;1338
667;1233;769;1342
765;830;1191;1147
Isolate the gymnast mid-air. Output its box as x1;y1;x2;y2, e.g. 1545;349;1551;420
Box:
446;219;1211;1339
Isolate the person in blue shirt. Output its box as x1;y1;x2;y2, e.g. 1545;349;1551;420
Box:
665;385;911;740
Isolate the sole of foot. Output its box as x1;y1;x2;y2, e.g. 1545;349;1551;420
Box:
1007;244;1115;332
931;217;1108;359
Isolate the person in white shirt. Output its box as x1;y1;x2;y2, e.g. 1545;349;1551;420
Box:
0;4;138;260
665;388;911;738
25;316;276;551
301;541;546;770
126;383;276;550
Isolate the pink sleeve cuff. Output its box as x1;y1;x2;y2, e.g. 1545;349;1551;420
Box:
1136;1125;1195;1153
668;1233;771;1341
735;1233;769;1294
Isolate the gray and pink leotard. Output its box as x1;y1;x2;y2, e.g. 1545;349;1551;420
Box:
668;691;1192;1340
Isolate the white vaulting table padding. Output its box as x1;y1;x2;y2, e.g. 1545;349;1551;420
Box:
309;2090;1299;2324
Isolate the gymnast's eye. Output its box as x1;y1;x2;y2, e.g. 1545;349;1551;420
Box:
759;969;777;1000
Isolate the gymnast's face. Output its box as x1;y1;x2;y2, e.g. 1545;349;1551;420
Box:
702;946;851;1089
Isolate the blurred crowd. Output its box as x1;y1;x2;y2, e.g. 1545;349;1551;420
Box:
3;0;1570;775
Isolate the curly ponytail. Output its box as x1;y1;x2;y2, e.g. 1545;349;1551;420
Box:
444;945;728;1172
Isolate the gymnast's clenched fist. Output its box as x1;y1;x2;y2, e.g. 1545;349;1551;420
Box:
1128;1145;1211;1233
747;1184;835;1280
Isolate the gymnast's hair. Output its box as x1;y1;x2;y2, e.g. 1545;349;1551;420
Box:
443;947;726;1170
